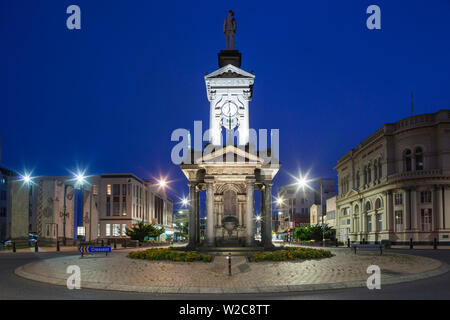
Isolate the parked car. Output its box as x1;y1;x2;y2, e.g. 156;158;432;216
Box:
4;239;12;246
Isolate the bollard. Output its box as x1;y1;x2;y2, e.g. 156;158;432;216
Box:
56;240;60;252
433;238;437;250
228;252;232;276
114;239;117;249
354;246;357;254
379;245;383;255
347;238;350;248
12;242;16;253
409;238;413;249
35;241;38;252
335;239;338;247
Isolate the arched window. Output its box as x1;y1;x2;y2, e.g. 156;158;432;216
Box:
365;201;371;212
375;198;382;210
404;149;412;172
354;204;359;215
415;147;423;170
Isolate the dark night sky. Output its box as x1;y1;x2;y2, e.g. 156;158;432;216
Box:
1;0;449;209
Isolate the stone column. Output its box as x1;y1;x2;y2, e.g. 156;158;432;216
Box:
260;186;265;246
187;183;197;249
245;180;255;247
434;186;443;231
386;191;394;232
205;181;214;246
196;187;200;244
411;189;418;230
264;183;274;249
404;189;411;230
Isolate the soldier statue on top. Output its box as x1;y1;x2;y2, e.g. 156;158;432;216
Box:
223;10;237;49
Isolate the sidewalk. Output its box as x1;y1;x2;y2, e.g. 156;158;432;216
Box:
15;247;449;294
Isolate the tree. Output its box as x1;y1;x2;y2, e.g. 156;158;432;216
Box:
125;222;165;242
294;224;335;242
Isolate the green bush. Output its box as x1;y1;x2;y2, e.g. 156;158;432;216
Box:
252;247;333;262
294;224;336;242
128;248;212;262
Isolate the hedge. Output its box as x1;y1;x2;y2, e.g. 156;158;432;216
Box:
128;248;212;262
252;247;333;262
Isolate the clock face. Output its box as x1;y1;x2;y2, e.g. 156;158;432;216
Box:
221;102;238;117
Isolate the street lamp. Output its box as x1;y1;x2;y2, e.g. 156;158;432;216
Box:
20;172;33;237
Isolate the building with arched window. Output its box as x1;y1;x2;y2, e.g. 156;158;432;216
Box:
334;109;450;245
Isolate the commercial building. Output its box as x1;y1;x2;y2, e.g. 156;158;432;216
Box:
276;179;336;233
335;110;450;244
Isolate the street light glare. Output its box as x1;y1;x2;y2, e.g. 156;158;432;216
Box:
158;179;167;188
256;216;261;221
181;197;189;206
275;197;284;206
22;174;31;184
75;173;86;184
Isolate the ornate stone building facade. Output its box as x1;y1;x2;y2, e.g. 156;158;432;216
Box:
335;110;450;244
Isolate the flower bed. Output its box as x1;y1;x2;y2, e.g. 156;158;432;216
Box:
252;247;333;262
128;248;212;262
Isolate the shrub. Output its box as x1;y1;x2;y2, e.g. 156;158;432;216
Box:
128;248;212;262
252;247;333;262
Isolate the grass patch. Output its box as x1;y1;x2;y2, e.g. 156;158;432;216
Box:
128;248;212;262
252;247;333;262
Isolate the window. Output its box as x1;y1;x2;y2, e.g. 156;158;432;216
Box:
105;224;111;236
367;216;372;232
113;224;120;236
375;198;382;210
365;201;371;212
420;191;432;203
92;184;98;196
106;197;111;216
404;149;412;172
395;210;403;232
377;214;383;231
415;147;423;171
106;184;112;195
421;208;432;232
122;197;127;215
364;167;368;185
122;184;127;195
354;205;359;215
121;224;127;236
395;193;403;205
354;217;359;232
113;184;120;196
97;223;100;237
367;166;371;183
113;197;120;216
0;191;6;201
0;207;6;217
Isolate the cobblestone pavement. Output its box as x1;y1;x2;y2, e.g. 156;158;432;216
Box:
15;247;443;293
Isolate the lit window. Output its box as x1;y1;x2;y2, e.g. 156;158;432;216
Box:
92;184;98;195
105;224;111;236
113;224;120;237
395;210;403;232
106;184;111;195
421;209;432;232
121;224;127;236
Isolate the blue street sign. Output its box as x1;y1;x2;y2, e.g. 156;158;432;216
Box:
79;246;111;254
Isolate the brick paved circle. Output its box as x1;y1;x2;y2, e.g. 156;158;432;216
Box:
14;247;448;294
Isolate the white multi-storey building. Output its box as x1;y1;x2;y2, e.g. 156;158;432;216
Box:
335;110;450;244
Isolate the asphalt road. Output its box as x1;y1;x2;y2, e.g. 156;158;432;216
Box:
1;248;449;300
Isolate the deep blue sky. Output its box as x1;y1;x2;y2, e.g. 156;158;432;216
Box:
1;0;449;208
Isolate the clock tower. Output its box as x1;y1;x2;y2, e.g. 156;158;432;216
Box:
205;52;254;146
